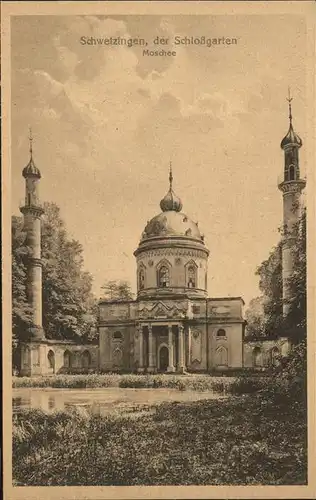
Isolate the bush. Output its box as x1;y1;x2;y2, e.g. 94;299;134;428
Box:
260;340;307;406
13;373;218;392
13;374;120;389
229;377;265;395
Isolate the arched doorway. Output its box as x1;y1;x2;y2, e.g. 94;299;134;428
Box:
47;350;55;374
22;345;31;368
215;346;228;367
63;350;72;369
159;346;169;372
252;347;262;368
271;347;280;366
82;350;91;370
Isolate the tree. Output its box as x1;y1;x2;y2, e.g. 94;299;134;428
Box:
245;208;306;342
244;297;265;338
256;241;284;336
12;202;98;350
101;280;134;301
40;202;97;341
284;208;307;343
11;216;33;368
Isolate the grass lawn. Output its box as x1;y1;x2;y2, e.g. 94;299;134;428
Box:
13;390;307;486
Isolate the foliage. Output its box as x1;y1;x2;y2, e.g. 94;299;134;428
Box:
245;208;306;342
101;280;134;301
260;340;307;406
13;373;230;391
247;242;283;337
285;209;307;343
12;344;307;486
11;216;33;367
41;203;97;341
212;377;266;395
244;297;265;338
13;390;307;486
12;203;98;348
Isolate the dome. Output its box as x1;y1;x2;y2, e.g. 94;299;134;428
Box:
22;157;41;178
136;165;206;250
22;131;41;178
281;123;302;149
141;211;203;242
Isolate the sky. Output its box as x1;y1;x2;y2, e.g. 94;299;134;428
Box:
10;14;307;307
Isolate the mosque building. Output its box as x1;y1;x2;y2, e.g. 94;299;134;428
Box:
18;98;304;376
98;167;245;373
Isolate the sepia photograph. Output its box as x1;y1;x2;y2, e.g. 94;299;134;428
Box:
2;1;315;498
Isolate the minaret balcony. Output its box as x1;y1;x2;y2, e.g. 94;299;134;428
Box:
277;175;306;193
19;201;44;216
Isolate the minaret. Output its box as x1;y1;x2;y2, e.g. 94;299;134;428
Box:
20;129;45;338
278;91;306;316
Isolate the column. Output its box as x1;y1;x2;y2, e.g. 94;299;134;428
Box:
138;325;144;372
178;325;186;373
187;326;191;368
148;323;155;372
167;324;175;372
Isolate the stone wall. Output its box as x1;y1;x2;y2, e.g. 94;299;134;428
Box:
243;337;290;368
20;341;99;376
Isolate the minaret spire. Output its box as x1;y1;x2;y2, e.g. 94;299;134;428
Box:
20;130;45;343
29;126;33;159
287;87;293;125
278;91;305;317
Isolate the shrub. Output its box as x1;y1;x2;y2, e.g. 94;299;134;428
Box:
260;341;307;407
229;377;265;395
13;373;217;392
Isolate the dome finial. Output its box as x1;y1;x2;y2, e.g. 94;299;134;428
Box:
280;89;302;149
169;161;173;190
160;162;183;212
22;127;41;178
287;87;293;125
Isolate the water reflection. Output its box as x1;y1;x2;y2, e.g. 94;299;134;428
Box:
13;387;224;416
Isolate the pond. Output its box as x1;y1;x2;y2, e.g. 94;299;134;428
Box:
13;387;226;417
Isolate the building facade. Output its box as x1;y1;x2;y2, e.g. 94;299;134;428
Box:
98;168;245;372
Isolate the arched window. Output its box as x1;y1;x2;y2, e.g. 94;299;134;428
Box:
139;269;145;290
187;265;196;288
63;350;72;368
158;266;170;288
215;346;228;366
113;331;123;340
23;346;31;367
289;164;295;181
252;347;262;367
217;329;226;337
271;347;280;366
47;350;55;371
82;350;91;369
113;347;123;367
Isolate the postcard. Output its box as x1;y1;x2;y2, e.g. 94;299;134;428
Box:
2;1;316;499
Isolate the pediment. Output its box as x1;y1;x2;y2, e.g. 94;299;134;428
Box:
138;301;187;319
